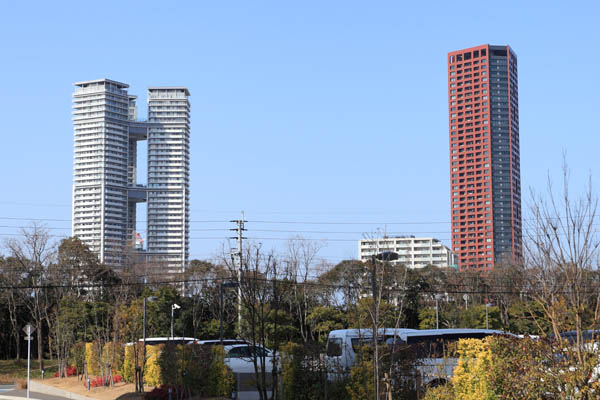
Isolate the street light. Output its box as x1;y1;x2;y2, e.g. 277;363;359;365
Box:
220;281;239;345
141;296;158;393
171;303;181;339
371;251;399;400
485;303;492;329
434;294;443;330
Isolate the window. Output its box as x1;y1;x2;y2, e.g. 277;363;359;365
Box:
227;346;251;358
326;339;342;357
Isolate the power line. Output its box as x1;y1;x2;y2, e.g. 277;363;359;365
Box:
0;274;595;297
0;214;597;226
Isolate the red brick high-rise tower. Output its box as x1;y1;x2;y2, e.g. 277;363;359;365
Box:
448;44;522;270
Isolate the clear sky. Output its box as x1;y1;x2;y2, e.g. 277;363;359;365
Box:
1;1;599;264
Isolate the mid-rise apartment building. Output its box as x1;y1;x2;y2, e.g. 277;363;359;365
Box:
358;237;457;269
72;79;190;273
447;44;522;270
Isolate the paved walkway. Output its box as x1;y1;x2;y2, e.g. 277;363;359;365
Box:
0;388;69;400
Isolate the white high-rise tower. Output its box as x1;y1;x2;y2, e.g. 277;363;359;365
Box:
147;88;191;273
72;79;190;273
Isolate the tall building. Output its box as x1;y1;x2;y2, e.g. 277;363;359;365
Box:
147;88;191;272
447;45;522;270
72;79;190;273
358;237;457;269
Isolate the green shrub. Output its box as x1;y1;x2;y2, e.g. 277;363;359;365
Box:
487;335;562;399
280;341;348;400
281;342;303;400
69;342;86;376
423;383;455;400
157;343;179;385
346;346;374;400
206;345;234;397
180;344;209;394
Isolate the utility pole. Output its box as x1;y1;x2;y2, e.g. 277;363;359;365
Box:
371;255;378;400
230;213;246;335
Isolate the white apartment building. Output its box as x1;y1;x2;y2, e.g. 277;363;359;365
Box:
358;236;457;269
72;79;190;273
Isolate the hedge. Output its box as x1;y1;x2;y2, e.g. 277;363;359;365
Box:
102;342;123;376
144;344;163;387
85;342;100;376
451;338;494;400
122;344;137;383
206;345;234;397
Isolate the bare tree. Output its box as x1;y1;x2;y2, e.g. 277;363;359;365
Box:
284;237;325;343
525;159;600;397
223;243;281;400
4;223;56;371
184;259;229;338
0;256;24;360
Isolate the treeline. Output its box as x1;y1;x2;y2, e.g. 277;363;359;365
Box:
2;166;600;399
2;224;599;366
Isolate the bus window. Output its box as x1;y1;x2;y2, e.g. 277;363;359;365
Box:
327;338;342;357
352;336;388;352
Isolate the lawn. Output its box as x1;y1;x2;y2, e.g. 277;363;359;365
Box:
0;359;59;381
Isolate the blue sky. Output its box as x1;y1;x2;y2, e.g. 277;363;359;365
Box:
0;1;599;264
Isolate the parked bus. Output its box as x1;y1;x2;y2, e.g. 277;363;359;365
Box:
326;328;508;387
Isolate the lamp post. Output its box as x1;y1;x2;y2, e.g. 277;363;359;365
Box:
485;303;492;329
141;296;158;393
220;281;239;345
171;303;181;339
371;251;399;400
434;294;443;330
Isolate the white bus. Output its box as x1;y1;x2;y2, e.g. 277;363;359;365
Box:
326;328;507;387
130;336;200;346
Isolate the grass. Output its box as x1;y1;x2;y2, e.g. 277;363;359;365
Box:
0;359;59;380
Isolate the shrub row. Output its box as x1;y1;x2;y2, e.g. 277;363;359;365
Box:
79;342;233;397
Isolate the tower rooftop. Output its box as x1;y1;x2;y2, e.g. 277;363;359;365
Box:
148;86;190;96
73;78;129;89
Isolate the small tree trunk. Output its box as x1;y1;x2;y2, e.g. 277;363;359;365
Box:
37;321;44;371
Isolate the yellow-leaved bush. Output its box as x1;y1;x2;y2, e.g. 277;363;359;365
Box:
450;338;495;400
102;342;123;376
121;343;143;382
85;342;100;376
423;383;456;400
144;344;164;386
122;345;135;383
119;342;232;396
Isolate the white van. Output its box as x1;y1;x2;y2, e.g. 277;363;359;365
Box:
326;328;506;386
